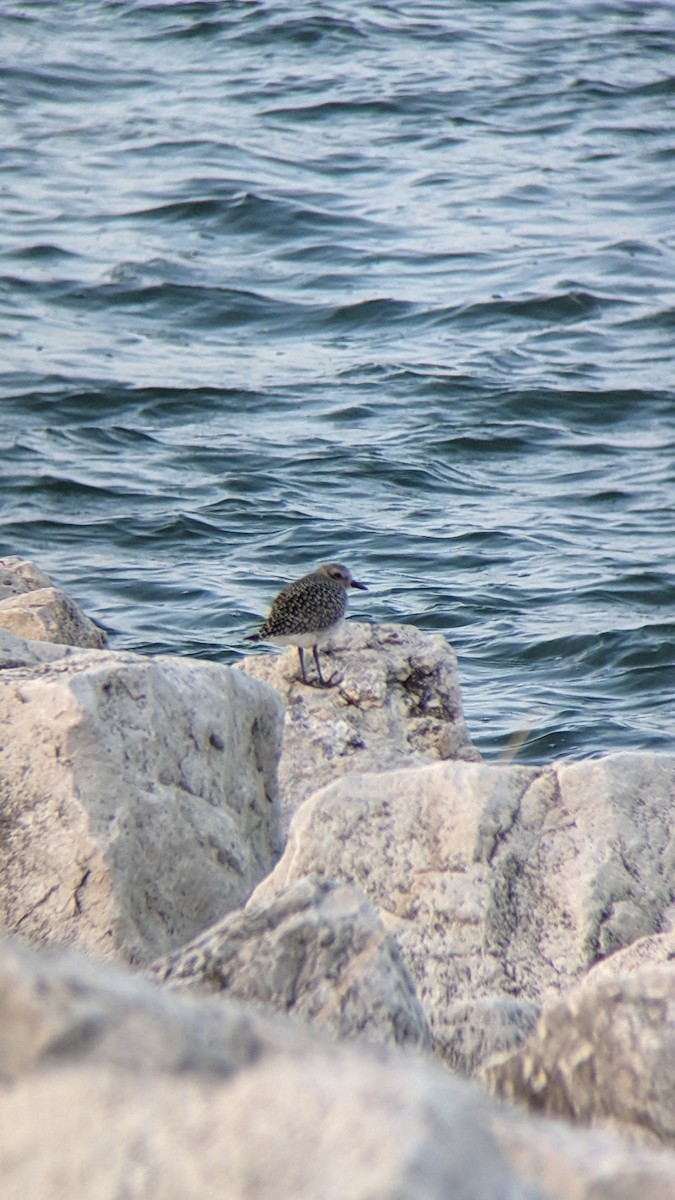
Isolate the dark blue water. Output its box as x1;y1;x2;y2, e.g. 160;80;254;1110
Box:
2;1;675;761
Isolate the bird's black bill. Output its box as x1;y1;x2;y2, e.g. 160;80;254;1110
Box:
351;580;367;590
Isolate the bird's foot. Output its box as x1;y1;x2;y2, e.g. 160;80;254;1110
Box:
300;673;339;689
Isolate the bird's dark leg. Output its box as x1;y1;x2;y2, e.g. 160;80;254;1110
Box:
313;644;337;688
312;645;326;686
298;647;309;684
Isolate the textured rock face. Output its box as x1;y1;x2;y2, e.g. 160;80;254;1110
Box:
239;621;480;828
252;753;675;1071
441;996;540;1077
0;627;67;670
0;556;106;648
5;557;675;1193
0;935;303;1079
0;558;54;595
484;962;675;1148
149;876;431;1052
2;936;674;1200
0;631;283;964
579;928;675;984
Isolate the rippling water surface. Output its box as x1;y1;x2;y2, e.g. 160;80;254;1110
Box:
2;1;675;760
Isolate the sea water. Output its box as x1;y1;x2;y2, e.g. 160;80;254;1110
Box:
1;0;675;760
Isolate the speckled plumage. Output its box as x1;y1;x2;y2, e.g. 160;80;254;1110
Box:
245;562;367;687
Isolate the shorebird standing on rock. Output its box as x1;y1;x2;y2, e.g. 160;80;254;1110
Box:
244;562;368;687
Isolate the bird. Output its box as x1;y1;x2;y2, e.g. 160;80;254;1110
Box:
244;562;368;687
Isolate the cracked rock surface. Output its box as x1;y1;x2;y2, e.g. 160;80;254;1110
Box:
149;876;431;1052
484;961;675;1148
0;629;283;965
238;620;480;831
252;752;675;1072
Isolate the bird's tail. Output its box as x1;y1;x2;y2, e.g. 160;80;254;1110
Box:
244;633;261;643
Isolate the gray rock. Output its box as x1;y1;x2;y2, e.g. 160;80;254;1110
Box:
0;934;304;1079
484;962;675;1148
252;753;675;1072
0;556;54;596
149;876;431;1052
577;928;675;986
0;627;69;670
0;633;283;964
443;997;541;1076
239;620;480;829
2;935;675;1200
0;556;106;647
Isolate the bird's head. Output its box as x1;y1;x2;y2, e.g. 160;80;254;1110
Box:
318;563;368;591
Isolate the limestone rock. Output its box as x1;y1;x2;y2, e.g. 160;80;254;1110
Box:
1;936;675;1200
443;996;540;1076
0;556;54;596
8;1062;675;1200
0;627;68;670
580;928;675;986
484;962;675;1148
0;633;283;964
0;585;107;648
149;876;431;1052
252;753;675;1072
0;556;106;648
238;620;480;828
0;934;304;1079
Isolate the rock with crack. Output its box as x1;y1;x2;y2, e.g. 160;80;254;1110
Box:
2;934;675;1200
0;628;283;965
570;927;675;986
0;556;106;648
252;752;675;1073
149;876;431;1052
441;996;540;1077
238;620;480;830
483;961;675;1148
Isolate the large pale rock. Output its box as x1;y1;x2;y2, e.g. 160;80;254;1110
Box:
2;936;675;1200
7;1062;675;1200
0;934;304;1079
252;753;675;1072
0;631;283;964
149;876;431;1052
239;621;480;828
0;556;106;647
484;962;675;1148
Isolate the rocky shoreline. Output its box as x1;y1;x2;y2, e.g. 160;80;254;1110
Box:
1;555;674;1197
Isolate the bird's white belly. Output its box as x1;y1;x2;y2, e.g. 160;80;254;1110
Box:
267;618;345;649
